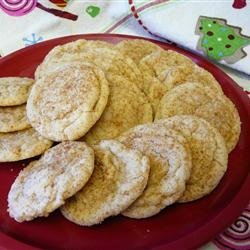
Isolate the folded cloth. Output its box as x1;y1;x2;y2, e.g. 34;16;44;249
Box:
129;0;250;76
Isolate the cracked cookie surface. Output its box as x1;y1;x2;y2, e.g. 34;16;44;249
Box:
27;62;109;141
155;82;240;152
156;115;228;202
83;75;153;145
0;77;34;106
8;141;94;222
119;124;191;218
61;140;150;226
0;104;31;132
0;128;53;162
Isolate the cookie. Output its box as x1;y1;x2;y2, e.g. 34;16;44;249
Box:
156;115;228;202
115;39;162;64
36;39;113;79
81;47;143;89
0;128;53;162
35;39;87;78
194;94;241;152
140;50;194;76
0;77;34;106
8;141;94;222
83;75;153;145
0;104;31;132
158;64;222;93
139;50;222;112
118;125;191;218
82;40;114;50
27;62;109;141
61;140;150;226
118;122;192;172
35;41;143;90
155;82;240;152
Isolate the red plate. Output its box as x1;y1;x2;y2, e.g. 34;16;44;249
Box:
0;34;249;250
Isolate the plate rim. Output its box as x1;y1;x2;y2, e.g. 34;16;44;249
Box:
0;33;249;250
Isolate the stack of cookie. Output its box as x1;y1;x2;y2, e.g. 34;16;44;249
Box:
0;77;52;162
3;39;241;226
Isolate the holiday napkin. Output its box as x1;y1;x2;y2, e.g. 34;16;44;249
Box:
130;0;250;75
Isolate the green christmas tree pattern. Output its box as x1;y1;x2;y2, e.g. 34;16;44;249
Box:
196;16;250;64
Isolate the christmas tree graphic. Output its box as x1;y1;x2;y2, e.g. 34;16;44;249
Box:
196;16;250;64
